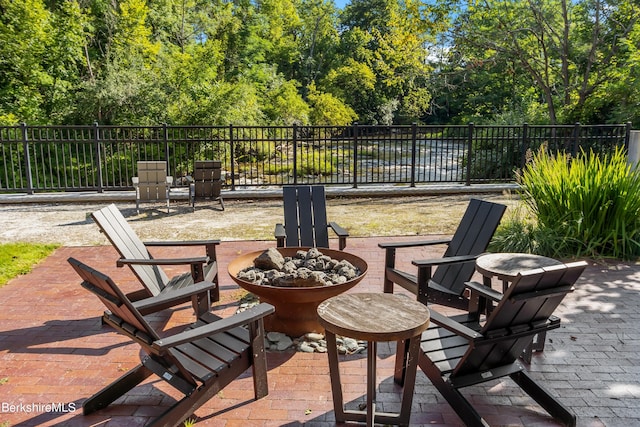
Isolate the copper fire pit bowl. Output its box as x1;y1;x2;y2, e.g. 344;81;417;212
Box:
228;247;368;337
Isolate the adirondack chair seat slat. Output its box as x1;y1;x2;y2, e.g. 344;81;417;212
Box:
68;257;274;426
175;343;229;377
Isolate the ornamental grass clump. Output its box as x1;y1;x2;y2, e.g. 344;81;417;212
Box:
515;146;640;259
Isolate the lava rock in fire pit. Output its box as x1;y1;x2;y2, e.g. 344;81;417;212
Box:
254;247;285;270
237;248;361;287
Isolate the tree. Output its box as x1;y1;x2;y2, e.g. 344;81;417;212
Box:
335;0;439;124
449;0;640;124
76;0;164;124
0;0;89;124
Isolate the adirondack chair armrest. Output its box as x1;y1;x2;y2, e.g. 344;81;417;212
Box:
152;303;275;352
429;309;481;340
143;240;220;260
116;256;210;267
378;238;452;250
274;223;286;247
411;253;478;268
464;280;503;303
132;280;217;312
328;222;349;237
328;222;348;250
143;239;221;247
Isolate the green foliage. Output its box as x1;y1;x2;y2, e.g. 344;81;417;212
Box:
0;0;638;126
440;0;640;125
510;147;640;259
0;243;59;287
297;149;337;176
488;206;574;258
306;83;358;126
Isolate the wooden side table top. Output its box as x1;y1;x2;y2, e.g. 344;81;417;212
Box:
476;252;563;281
317;293;430;342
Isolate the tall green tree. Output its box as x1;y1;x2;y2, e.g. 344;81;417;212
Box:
449;0;640;124
334;0;439;124
76;0;164;124
0;0;89;124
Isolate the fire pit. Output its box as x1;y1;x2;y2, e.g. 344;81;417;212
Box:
228;247;368;336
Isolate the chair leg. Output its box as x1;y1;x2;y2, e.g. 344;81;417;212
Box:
149;381;224;427
511;370;576;427
249;318;269;399
83;364;152;415
418;354;490;427
383;248;396;293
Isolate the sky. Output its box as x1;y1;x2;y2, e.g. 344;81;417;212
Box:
335;0;349;9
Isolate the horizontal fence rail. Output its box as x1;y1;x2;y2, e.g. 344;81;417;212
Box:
0;122;631;194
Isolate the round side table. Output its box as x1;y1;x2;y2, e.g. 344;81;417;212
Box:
476;252;562;292
317;292;430;427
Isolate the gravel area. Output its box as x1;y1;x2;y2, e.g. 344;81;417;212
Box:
0;194;519;246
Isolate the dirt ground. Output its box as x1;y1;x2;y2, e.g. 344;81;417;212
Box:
0;193;520;246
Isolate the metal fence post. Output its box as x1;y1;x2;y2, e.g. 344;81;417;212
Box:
410;123;417;187
521;122;529;168
229;124;235;191
466;123;474;186
93;122;104;193
20;122;34;195
353;123;359;188
163;123;170;179
625;122;632;151
572;122;581;155
292;123;298;185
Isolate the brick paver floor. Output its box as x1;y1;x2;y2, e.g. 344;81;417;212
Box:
1;238;639;426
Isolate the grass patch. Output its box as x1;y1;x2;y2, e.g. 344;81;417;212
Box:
0;242;60;287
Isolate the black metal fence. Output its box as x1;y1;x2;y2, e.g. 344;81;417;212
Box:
0;122;632;194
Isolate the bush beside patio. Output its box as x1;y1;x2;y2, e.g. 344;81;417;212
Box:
490;147;640;260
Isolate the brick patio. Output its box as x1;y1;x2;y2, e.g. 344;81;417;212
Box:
1;237;639;426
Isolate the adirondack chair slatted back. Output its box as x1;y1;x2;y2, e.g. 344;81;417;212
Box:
453;261;587;377
191;160;224;210
193;160;222;197
92;204;169;295
68;257;158;341
283;185;330;248
135;161;170;201
431;199;507;295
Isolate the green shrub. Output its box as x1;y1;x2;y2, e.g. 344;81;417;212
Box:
488;206;576;257
505;146;640;259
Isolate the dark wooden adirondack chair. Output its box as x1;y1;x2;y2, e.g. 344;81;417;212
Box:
378;198;506;310
92;204;219;316
68;257;274;427
274;185;349;250
132;161;173;214
189;160;224;211
408;261;587;427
